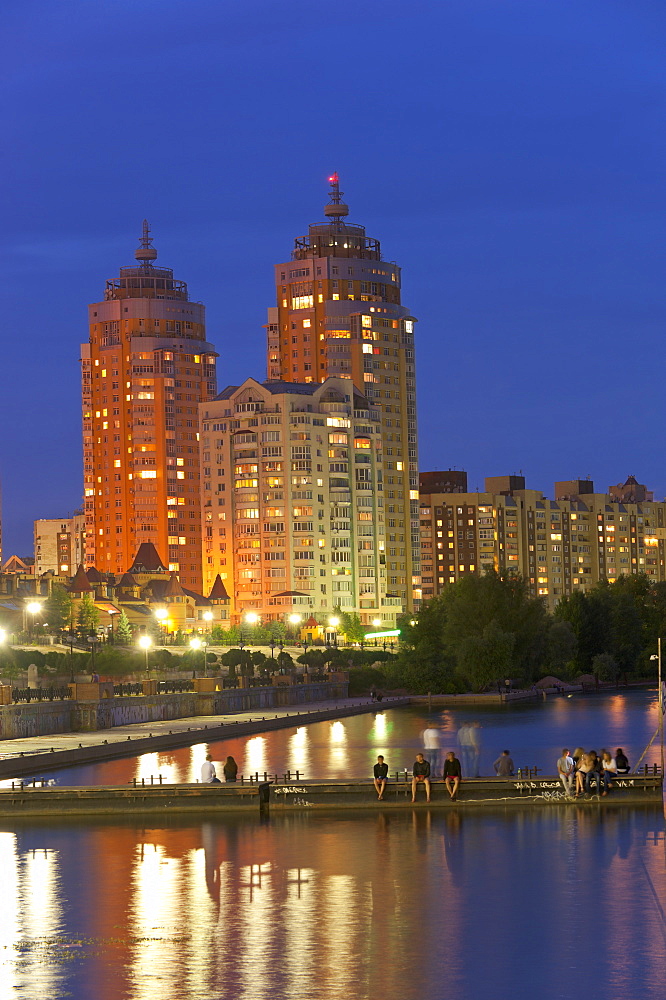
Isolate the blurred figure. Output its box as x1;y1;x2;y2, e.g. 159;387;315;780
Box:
457;721;472;775
469;721;482;777
422;724;442;775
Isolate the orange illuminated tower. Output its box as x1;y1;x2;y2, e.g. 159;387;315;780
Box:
266;176;421;611
81;222;217;591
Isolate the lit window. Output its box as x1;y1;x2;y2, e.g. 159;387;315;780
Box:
140;471;157;479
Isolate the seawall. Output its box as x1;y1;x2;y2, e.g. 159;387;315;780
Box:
0;679;349;740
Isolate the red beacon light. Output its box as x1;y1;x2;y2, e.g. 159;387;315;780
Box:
328;172;339;184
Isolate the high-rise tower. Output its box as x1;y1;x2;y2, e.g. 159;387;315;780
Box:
82;222;217;591
266;177;420;610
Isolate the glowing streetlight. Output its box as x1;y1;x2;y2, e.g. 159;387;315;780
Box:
190;635;208;677
0;628;6;645
372;618;382;628
245;612;259;625
329;616;340;628
138;634;151;675
25;601;42;640
154;607;168;644
202;611;213;629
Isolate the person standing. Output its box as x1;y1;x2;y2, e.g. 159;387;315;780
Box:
457;722;472;775
557;748;574;796
443;751;462;800
373;755;389;800
469;721;482;777
493;750;514;777
411;753;431;803
423;724;442;775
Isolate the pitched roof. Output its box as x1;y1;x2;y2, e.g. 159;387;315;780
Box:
116;572;138;588
128;542;167;574
164;571;185;598
305;616;319;628
68;564;92;593
208;574;229;600
86;566;103;583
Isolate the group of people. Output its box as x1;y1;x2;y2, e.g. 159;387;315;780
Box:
422;721;484;779
556;747;630;797
373;751;463;802
200;754;239;784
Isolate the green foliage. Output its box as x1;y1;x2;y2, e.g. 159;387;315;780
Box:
115;610;133;645
555;574;660;676
339;611;366;643
76;593;99;633
592;652;618;683
45;585;74;633
398;571;549;693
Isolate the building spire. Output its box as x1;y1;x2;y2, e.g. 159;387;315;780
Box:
135;219;158;267
324;172;349;225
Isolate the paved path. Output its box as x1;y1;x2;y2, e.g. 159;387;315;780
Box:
0;697;409;778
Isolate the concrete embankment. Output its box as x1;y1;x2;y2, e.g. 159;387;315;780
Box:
0;697;409;780
0;679;349;740
0;774;660;818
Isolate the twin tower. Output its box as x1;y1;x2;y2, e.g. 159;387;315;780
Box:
82;179;420;626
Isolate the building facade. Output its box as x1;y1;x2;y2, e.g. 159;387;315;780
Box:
420;474;666;611
200;377;400;627
81;222;217;591
34;512;86;576
265;176;420;611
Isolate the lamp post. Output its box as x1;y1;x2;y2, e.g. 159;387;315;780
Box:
651;638;664;775
372;617;381;647
138;634;151;677
243;612;259;648
154;607;168;644
67;629;76;683
202;610;213;635
25;601;42;641
288;613;302;643
328;615;340;647
89;633;98;680
190;636;208;677
108;608;118;643
269;638;276;659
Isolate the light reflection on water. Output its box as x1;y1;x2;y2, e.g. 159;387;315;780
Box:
0;808;664;1000
21;689;663;788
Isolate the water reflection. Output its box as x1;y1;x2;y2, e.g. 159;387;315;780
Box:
0;808;664;999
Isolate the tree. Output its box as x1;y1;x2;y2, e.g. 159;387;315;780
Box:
456;620;515;692
339;612;366;643
76;593;99;634
115;610;133;645
545;620;577;676
45;585;74;633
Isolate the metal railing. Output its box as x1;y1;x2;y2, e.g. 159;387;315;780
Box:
10;687;73;704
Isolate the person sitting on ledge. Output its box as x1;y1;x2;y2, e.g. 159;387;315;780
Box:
600;750;617;795
493;750;514;777
411;753;431;803
201;754;220;785
373;755;389;800
223;756;238;782
615;748;630;774
584;750;603;795
443;751;462;800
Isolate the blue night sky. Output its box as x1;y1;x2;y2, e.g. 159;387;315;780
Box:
2;0;666;555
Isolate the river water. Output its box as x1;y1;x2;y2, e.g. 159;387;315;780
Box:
1;692;664;999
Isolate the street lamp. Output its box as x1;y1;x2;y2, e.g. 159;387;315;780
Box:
243;612;259;648
108;608;118;643
328;615;340;647
154;607;168;644
138;634;151;676
372;617;382;647
190;636;208;677
202;610;213;634
25;601;42;640
288;613;302;642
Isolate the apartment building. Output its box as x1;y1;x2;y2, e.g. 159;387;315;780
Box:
34;512;86;576
200;377;400;627
265;176;420;611
420;474;666;611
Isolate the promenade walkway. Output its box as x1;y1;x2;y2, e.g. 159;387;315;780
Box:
0;697;408;779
